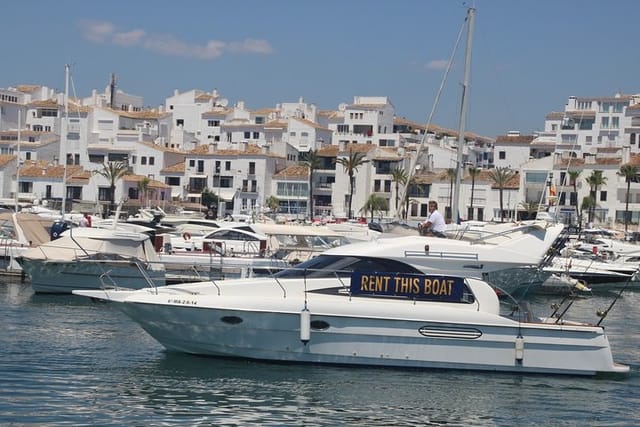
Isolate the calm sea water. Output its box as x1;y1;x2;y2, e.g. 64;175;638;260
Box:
1;279;639;426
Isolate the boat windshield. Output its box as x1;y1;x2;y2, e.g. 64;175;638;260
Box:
274;254;423;279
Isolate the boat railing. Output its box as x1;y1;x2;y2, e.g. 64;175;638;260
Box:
404;249;479;261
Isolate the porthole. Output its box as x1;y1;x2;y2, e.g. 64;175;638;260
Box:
220;316;243;325
310;320;330;330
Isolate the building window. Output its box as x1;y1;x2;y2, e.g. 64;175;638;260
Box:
249;162;255;175
18;182;32;193
253;131;259;139
176;119;184;127
244;131;251;139
149;157;155;165
166;177;180;186
98;187;112;201
189;160;195;167
600;191;607;202
141;157;147;165
499;151;506;160
612;117;619;129
128;187;139;199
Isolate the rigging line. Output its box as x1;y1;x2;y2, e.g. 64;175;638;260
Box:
596;266;639;326
396;12;467;219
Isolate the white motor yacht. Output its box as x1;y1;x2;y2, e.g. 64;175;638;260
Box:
74;234;628;376
17;227;165;293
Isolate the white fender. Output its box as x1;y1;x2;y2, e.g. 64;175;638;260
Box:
300;307;311;345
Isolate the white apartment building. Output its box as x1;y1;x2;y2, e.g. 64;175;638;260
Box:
538;93;640;157
185;144;285;217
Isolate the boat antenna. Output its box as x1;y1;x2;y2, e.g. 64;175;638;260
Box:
396;11;467;220
596;268;639;326
452;7;475;225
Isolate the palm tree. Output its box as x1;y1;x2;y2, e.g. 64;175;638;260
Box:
568;170;582;225
335;148;369;219
468;167;481;220
361;194;388;222
581;195;596;225
137;176;151;208
488;167;516;222
518;201;539;220
585;170;607;224
94;161;130;216
301;149;321;221
390;167;408;216
265;195;280;218
403;177;420;220
618;164;638;233
445;168;456;221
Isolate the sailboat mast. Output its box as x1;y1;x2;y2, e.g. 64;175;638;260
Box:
452;7;475;224
61;64;70;216
15;110;21;211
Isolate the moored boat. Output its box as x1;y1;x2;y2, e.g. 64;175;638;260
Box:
73;257;628;376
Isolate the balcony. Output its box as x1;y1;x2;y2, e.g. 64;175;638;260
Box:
315;183;334;193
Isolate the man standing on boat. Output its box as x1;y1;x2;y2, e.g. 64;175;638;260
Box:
419;201;447;238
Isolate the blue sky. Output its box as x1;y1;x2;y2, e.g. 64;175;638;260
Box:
3;0;639;138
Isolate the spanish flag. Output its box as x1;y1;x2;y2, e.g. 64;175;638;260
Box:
549;184;557;197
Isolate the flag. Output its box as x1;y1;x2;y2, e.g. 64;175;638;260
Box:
549;184;557;197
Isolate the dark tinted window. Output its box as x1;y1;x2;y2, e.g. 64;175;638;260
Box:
275;255;423;279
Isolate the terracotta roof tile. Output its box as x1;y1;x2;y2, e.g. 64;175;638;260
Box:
15;85;40;93
273;164;308;178
318;145;339;157
161;162;186;173
19;162;86;181
123;174;170;188
495;135;535;144
0;154;16;168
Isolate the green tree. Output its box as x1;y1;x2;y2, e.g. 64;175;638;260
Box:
201;188;219;213
336;148;369;219
361;194;388;222
403;177;420;220
137;176;151;208
391;167;408;215
585;170;607;223
618;164;638;233
301;149;321;221
265;195;280;218
581;195;596;225
488;167;516;222
468;167;481;220
518;201;539;220
94;161;130;216
568;169;582;225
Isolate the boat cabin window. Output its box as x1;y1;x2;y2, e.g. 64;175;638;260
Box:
275;255;423;279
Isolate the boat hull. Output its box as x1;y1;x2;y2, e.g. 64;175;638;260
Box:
111;293;625;376
20;259;165;293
